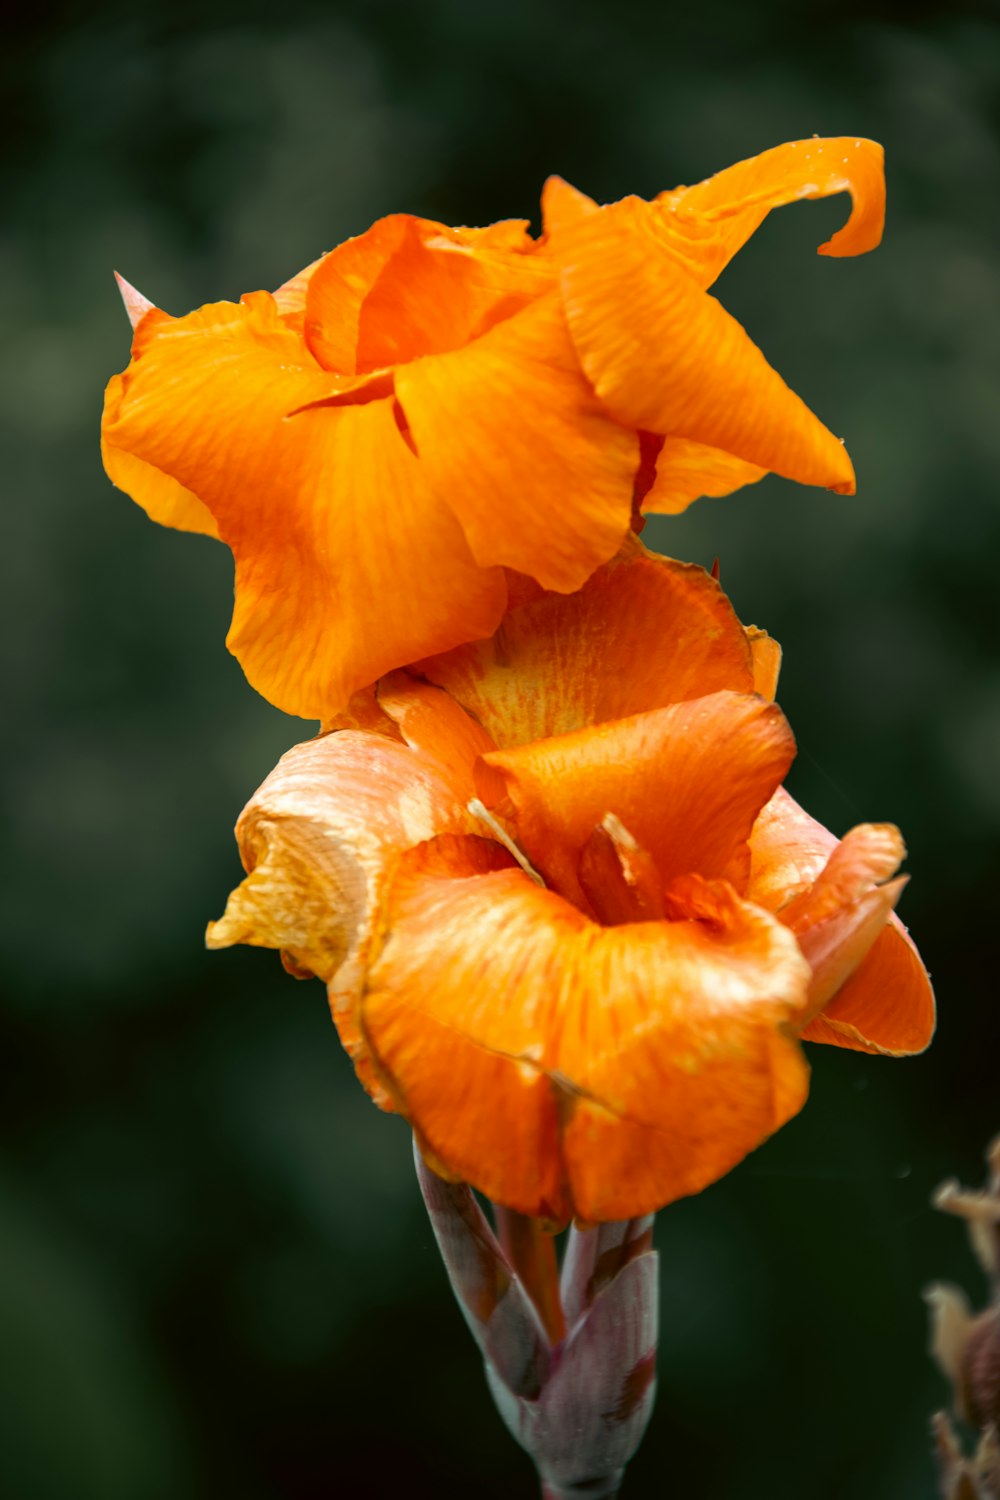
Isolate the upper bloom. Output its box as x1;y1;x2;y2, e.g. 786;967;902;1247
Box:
102;137;884;719
206;545;933;1223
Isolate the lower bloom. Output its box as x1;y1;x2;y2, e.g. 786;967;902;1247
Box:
208;544;934;1223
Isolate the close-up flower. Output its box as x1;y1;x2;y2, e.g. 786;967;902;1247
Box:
101;137;883;720
207;546;934;1224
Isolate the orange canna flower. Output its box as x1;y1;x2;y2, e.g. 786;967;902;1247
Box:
207;546;932;1224
103;138;884;720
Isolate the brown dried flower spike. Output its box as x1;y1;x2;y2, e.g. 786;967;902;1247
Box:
927;1137;1000;1499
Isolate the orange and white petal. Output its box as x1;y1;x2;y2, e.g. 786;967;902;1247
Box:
551;196;856;493
420;547;755;748
103;293;507;717
656;136;885;288
103;373;219;538
207;727;484;1098
748;789;934;1053
642;436;767;516
395;293;637;591
478;691;796;906
362;844;811;1221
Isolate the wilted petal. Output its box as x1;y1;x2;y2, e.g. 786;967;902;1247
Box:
421;548;755;748
207;716;483;1098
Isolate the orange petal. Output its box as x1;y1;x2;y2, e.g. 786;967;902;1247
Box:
395;293;637;590
656;136;885;288
304;214;551;374
748;628;782;701
749;789;934;1053
362;843;811;1221
207;723;484;1100
102;373;220;538
377;671;498;779
420;547;755;748
776;821;908;1018
578;814;666;925
272;255;324;331
642;436;767;516
478;691;796;907
104;293;507;717
550;195;856;493
540;174;600;232
802;918;935;1056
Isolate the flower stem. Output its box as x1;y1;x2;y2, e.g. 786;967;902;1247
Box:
493;1206;567;1345
540;1476;622;1499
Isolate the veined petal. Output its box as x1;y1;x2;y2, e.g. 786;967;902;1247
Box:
362;842;811;1221
642;436;767;516
395;293;637;590
207;723;483;1100
803;919;935;1056
377;672;498;780
748;628;782;700
420;547;755;748
550;196;856;493
749;789;935;1053
656;136;885;288
103;293;506;717
102;373;219;538
304;214;551;374
272;255;325;331
478;691;796;907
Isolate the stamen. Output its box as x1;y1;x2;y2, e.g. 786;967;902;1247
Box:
467;799;546;888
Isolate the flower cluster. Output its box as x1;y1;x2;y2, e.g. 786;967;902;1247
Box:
103;136;932;1223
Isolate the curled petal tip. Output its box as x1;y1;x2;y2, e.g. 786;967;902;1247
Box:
114;271;155;330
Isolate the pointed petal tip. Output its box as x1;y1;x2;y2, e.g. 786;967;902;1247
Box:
114;271;155;330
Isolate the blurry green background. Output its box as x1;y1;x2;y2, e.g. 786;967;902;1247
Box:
3;0;999;1495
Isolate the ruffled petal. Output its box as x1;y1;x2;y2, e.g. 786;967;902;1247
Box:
395;293;637;591
656;136;885;288
102;373;219;538
361;841;811;1221
748;789;935;1053
272;255;324;331
802;919;935;1056
478;690;796;908
549;195;856;492
207;712;484;1099
103;293;507;717
642;436;767;516
303;214;551;374
420;547;755;748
